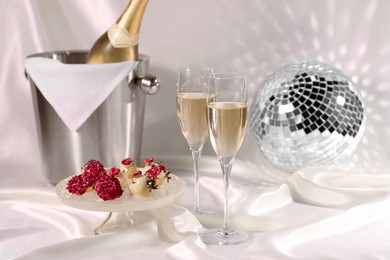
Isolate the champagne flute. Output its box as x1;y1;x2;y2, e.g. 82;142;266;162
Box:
176;66;213;214
200;72;251;245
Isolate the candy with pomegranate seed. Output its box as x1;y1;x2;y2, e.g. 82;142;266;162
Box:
120;157;138;179
95;176;123;201
128;172;150;197
109;167;128;189
156;170;170;188
83;160;106;177
66;174;88;195
81;159;107;189
143;159;171;189
143;157;154;166
66;158;172;200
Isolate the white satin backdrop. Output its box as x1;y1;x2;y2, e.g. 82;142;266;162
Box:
2;0;390;259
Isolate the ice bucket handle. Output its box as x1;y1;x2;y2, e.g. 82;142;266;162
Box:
135;74;160;95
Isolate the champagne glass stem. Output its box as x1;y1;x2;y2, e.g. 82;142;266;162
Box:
191;149;202;213
221;160;233;232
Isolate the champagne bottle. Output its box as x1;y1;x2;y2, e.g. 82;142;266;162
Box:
86;0;149;64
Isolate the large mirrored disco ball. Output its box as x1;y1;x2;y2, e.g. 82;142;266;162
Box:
250;61;367;173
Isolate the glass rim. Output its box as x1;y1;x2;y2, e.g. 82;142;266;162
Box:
209;72;245;80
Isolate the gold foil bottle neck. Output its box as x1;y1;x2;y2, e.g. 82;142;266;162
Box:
86;0;148;63
108;23;139;48
117;0;148;36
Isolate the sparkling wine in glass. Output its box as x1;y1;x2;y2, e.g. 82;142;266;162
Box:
176;66;214;214
200;72;251;245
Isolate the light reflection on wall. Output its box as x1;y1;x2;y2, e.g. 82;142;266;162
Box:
209;0;390;183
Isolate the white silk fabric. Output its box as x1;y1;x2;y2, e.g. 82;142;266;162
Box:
2;156;390;259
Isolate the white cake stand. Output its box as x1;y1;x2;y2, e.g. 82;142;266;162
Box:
55;174;185;235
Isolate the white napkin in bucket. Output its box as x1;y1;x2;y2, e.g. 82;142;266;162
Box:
25;57;137;131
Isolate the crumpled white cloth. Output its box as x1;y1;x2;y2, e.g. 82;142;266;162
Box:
0;187;202;260
24;57;136;131
2;159;390;259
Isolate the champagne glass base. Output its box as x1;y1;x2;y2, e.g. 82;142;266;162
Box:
200;228;251;245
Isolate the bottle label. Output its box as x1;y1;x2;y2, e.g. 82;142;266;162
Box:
108;23;138;48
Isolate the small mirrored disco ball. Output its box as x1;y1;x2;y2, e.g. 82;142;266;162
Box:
250;61;366;173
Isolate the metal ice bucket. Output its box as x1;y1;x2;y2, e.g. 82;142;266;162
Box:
25;50;159;185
